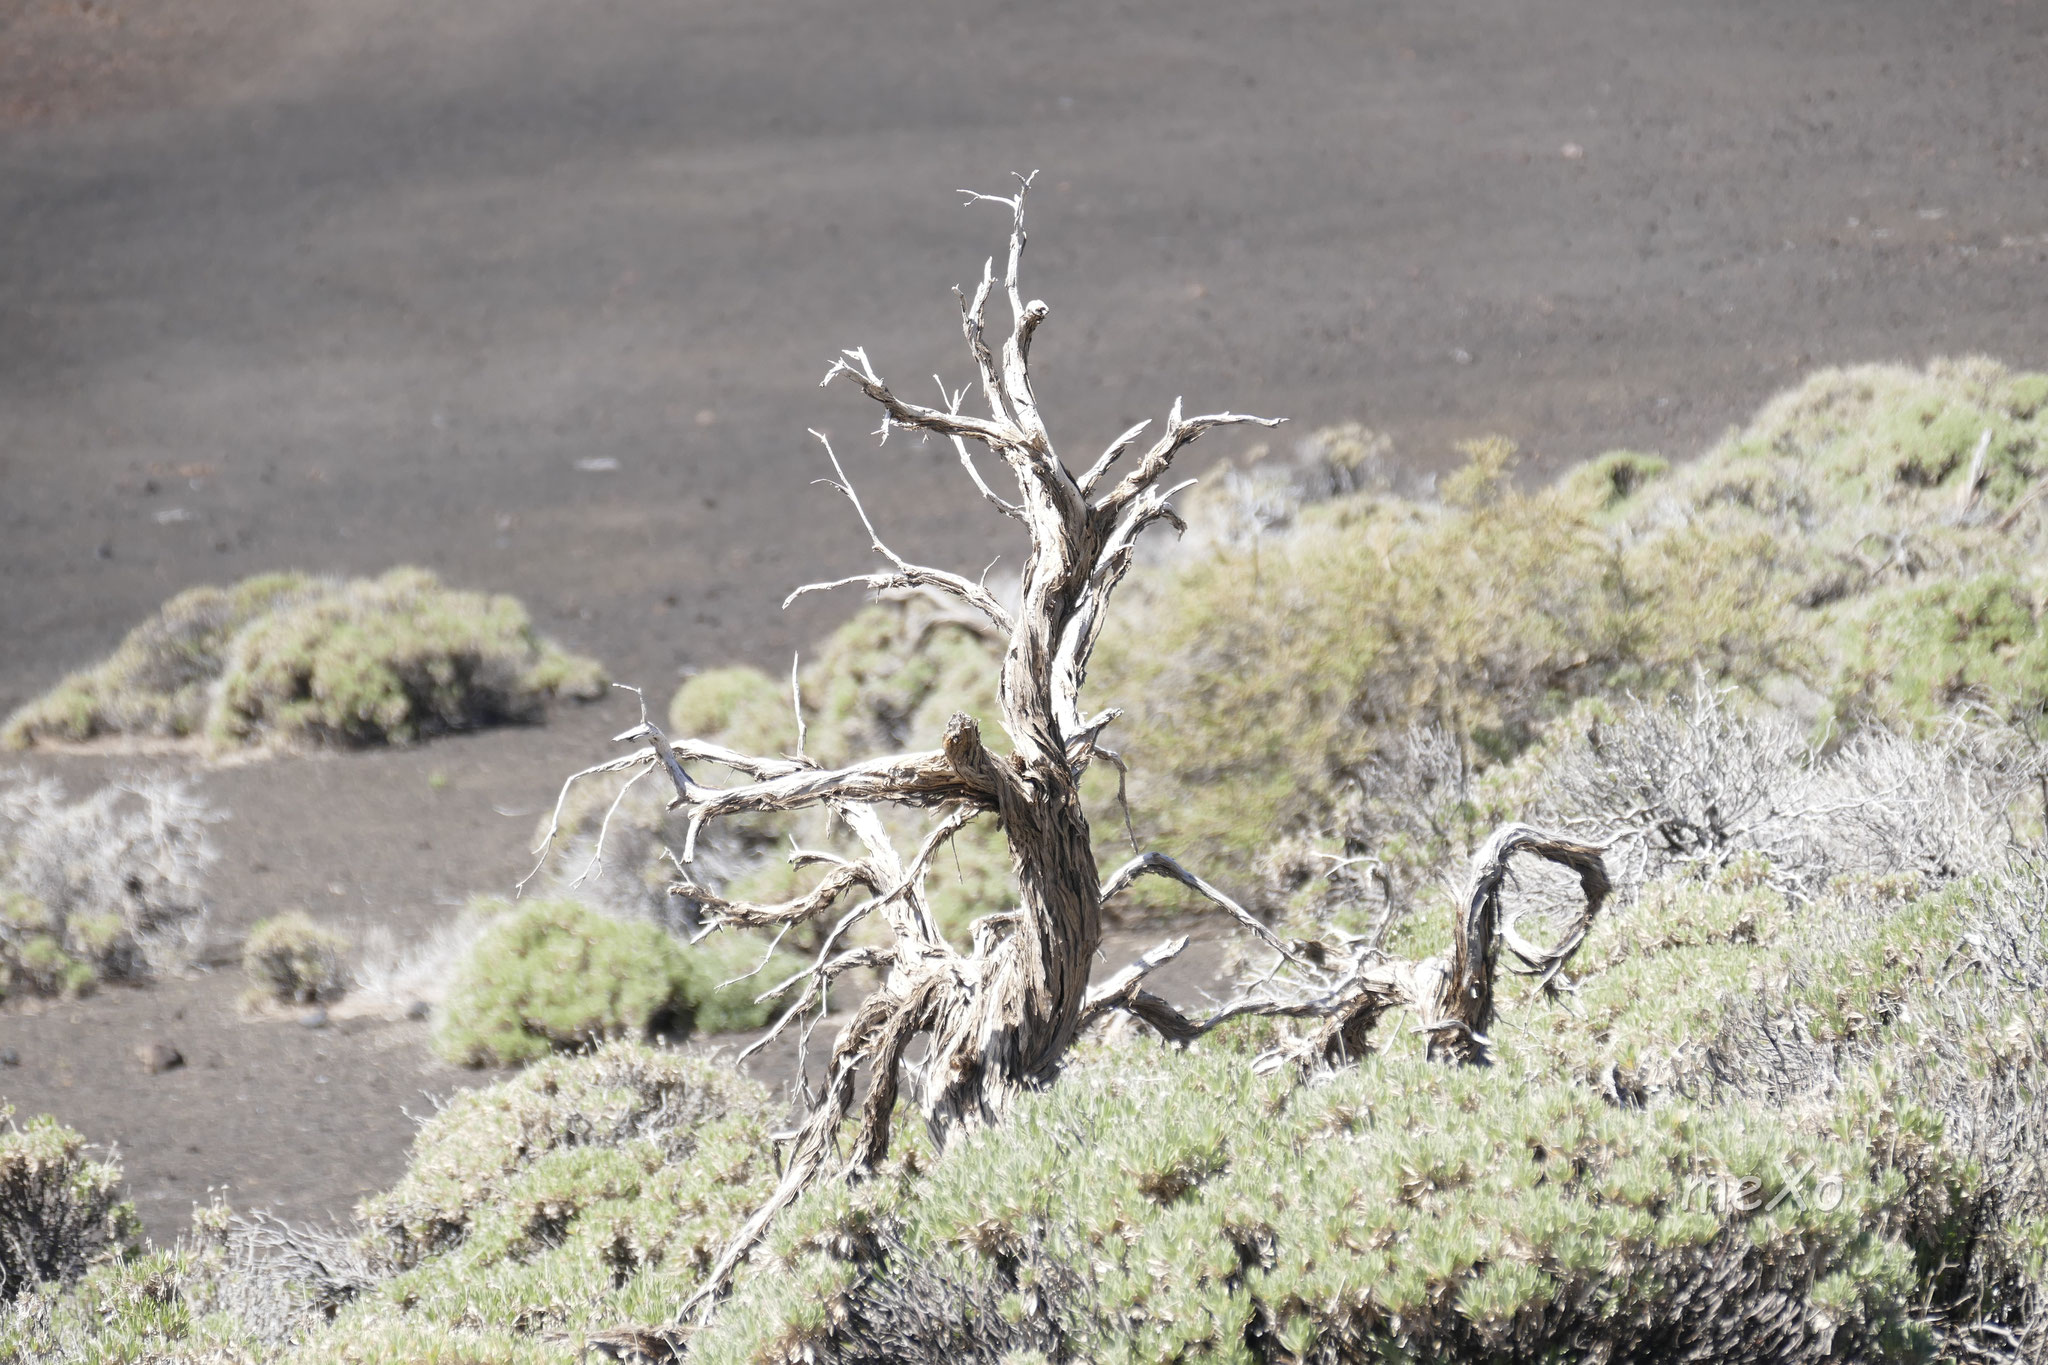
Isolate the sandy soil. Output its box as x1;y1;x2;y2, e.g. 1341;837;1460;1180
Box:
2;0;2044;1243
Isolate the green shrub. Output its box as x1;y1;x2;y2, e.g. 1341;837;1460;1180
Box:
2;568;603;752
692;743;2048;1364
18;360;2038;1360
0;1050;772;1364
670;664;802;763
669;601;1003;771
432;898;797;1067
575;601;1021;951
1834;572;2048;730
1089;359;2048;894
1095;437;1800;884
209;567;604;748
0;1110;138;1299
697;1039;1925;1365
1559;448;1670;510
242;911;352;1005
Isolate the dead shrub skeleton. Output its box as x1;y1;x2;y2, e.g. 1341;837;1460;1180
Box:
526;176;1614;1314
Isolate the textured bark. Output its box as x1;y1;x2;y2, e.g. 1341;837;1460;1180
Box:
524;177;1283;1316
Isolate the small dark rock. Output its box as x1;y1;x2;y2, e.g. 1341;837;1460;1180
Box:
137;1042;184;1075
405;999;431;1021
299;1007;329;1029
0;1047;19;1067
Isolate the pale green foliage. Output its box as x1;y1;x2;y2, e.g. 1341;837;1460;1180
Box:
433;898;798;1066
654;601;1020;948
1613;357;2048;735
1558;449;1669;509
2;568;603;751
795;602;1003;768
209;567;605;748
1834;572;2048;728
242;911;351;1005
690;747;2047;1363
699;1038;1922;1364
1096;435;1798;884
16;362;2046;1360
336;1045;777;1362
1098;358;2048;894
672;601;1002;772
0;1241;257;1364
12;739;2046;1360
670;665;799;762
0;1049;776;1364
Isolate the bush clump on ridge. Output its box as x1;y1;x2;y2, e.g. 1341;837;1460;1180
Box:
1100;357;2048;889
1;567;603;751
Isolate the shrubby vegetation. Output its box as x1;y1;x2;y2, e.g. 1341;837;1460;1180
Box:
0;774;217;1000
2;567;603;751
0;1110;137;1301
554;358;2048;941
13;746;2043;1360
432;898;801;1066
242;911;352;1007
1104;358;2048;890
686;691;2047;1365
0;1049;774;1362
7;359;2048;1360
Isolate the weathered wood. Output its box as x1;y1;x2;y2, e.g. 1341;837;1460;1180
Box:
530;181;1607;1324
517;177;1289;1316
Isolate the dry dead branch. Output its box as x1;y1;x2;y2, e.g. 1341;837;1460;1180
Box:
1079;823;1610;1071
529;178;1606;1318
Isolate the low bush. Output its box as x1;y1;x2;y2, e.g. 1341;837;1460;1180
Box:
209;568;604;748
0;574;322;746
241;911;351;1006
2;568;603;752
0;775;217;999
0;1110;137;1300
703;1040;1925;1365
432;898;799;1067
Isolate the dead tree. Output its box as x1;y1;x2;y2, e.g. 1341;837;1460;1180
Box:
528;176;1612;1315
